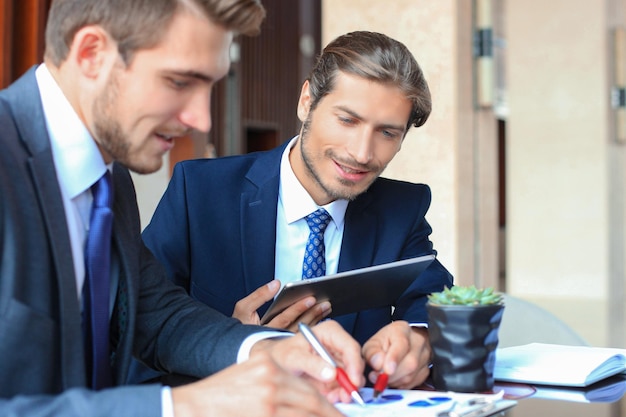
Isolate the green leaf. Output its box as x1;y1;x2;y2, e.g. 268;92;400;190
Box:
427;285;503;306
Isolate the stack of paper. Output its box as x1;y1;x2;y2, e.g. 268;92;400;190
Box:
530;376;626;403
494;343;626;387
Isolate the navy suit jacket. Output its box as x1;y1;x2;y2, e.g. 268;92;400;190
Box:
143;141;453;344
0;67;266;417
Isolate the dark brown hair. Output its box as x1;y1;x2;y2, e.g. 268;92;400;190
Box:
44;0;265;66
307;31;431;131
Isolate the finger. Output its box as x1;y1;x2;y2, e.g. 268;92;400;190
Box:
361;323;394;363
390;363;430;389
282;301;331;332
296;301;331;326
248;280;281;306
267;321;364;387
309;321;365;387
390;327;432;388
381;335;409;374
380;327;431;388
363;321;412;375
257;335;337;385
266;297;323;330
258;320;366;399
362;333;390;372
390;326;430;372
233;281;281;323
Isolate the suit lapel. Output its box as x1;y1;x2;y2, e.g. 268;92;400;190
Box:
108;165;136;385
240;145;286;300
8;67;86;388
331;192;377;332
338;191;378;272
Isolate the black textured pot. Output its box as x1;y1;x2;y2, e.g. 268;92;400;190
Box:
427;303;505;393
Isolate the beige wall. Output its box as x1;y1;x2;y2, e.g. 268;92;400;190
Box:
132;165;169;230
505;0;626;347
507;0;609;300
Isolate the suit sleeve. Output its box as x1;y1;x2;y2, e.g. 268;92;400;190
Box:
112;165;265;377
0;385;162;417
390;184;454;323
133;241;262;375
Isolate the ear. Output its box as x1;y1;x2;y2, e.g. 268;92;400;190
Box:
68;25;116;79
297;80;312;122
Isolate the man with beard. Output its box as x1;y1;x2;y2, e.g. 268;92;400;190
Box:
0;1;369;416
141;30;454;391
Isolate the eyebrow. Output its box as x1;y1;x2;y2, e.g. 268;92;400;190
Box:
335;105;406;132
166;70;215;84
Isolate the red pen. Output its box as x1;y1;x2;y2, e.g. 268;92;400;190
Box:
298;322;366;406
373;372;388;400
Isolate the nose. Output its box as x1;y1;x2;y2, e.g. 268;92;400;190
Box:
179;90;212;133
346;128;374;165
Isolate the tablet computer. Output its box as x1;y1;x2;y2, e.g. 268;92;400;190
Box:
260;254;435;324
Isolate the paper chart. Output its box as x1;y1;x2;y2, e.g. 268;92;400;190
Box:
334;387;509;417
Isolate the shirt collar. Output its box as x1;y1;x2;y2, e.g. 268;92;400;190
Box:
36;64;108;199
279;136;348;228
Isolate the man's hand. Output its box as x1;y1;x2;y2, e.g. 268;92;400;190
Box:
232;280;331;332
250;320;365;404
362;321;432;389
171;351;346;417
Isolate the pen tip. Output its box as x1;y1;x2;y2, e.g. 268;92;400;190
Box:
352;391;366;407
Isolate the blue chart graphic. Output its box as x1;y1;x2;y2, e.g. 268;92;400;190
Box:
335;387;508;417
408;396;453;407
366;394;404;404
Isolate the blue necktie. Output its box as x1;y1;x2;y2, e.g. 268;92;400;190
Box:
302;208;331;279
83;171;114;389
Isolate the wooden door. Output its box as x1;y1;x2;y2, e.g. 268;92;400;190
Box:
1;0;50;88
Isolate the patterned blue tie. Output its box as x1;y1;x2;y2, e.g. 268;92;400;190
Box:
83;171;114;389
302;208;331;279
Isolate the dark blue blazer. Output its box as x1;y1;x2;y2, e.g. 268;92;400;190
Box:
0;67;265;416
143;141;453;344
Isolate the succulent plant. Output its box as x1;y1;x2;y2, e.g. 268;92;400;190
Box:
427;285;503;306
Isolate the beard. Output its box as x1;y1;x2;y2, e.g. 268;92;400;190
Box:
92;68;158;174
299;115;382;202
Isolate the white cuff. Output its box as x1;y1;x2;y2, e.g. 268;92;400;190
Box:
237;331;293;363
161;386;174;417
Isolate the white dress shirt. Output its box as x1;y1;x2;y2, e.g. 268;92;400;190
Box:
274;136;349;287
36;64;109;303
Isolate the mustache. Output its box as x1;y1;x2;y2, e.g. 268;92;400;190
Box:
156;127;194;138
327;152;379;172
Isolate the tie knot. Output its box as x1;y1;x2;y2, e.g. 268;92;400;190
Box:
91;171;113;209
305;208;331;234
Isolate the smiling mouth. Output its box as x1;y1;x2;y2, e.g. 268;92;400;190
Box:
335;161;369;175
155;133;176;142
